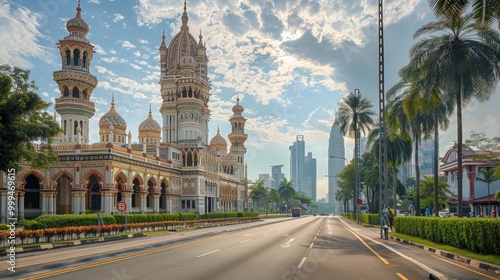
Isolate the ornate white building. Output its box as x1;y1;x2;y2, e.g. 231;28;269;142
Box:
0;2;248;222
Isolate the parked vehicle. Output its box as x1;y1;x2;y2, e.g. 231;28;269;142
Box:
291;208;301;217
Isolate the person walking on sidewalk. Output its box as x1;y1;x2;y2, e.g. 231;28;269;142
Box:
388;206;394;231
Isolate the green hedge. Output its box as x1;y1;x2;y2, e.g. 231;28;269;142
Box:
32;214;116;229
395;217;500;255
113;213;181;224
0;224;9;230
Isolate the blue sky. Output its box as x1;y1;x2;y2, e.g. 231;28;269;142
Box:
1;0;499;201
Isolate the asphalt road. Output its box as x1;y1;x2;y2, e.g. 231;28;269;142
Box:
3;216;499;280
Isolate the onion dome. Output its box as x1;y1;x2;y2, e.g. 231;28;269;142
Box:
209;127;227;152
138;105;161;137
66;1;89;35
232;97;244;115
99;94;127;135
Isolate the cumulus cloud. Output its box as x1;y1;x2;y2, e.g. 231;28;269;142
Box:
121;40;136;49
0;2;51;68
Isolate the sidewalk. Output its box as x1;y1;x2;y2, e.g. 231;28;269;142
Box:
339;217;500;276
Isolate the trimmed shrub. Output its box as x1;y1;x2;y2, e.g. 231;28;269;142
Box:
34;214;116;229
394;216;500;255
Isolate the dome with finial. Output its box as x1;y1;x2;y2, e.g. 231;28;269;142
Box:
209;127;227;152
166;0;198;71
138;104;161;135
99;93;127;135
232;96;244;115
66;1;89;35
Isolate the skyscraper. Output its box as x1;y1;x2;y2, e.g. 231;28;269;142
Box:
304;152;317;201
328;117;345;212
271;165;285;190
289;136;316;201
290;135;305;191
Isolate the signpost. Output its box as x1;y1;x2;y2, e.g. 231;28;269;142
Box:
116;201;128;232
356;198;363;206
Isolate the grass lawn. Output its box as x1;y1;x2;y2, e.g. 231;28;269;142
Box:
389;232;500;266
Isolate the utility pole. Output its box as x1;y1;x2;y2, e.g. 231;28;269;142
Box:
378;0;389;238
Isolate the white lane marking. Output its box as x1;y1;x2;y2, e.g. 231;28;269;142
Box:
309;243;314;248
240;239;252;244
297;257;307;268
281;238;295;248
196;249;220;258
337;219;448;279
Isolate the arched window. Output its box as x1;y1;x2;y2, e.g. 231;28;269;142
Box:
63;86;70;97
73;49;80;66
74;120;78;135
72;87;79;98
80;121;83;135
82;90;88;99
160;182;166;209
24;174;41;209
63;120;67;134
87;174;101;212
132;178;141;208
65;50;71;66
82;52;87;69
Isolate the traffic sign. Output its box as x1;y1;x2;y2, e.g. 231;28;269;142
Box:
356;198;363;206
116;201;127;212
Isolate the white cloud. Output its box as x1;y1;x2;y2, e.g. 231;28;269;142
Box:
0;2;51;69
121;40;136;49
113;13;124;23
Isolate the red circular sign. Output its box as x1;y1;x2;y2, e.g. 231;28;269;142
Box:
116;201;127;212
356;198;363;206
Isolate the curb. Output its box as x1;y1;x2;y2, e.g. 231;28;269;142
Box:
391;236;500;275
1;233;147;257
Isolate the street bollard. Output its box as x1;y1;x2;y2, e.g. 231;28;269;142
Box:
382;225;388;240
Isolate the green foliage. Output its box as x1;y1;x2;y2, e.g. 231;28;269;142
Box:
412;177;452;211
0;65;61;172
395;216;500;255
294;193;312;206
113;213;181;224
33;214;116;228
0;224;9;230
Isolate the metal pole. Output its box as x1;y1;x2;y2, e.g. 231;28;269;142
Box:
378;0;388;238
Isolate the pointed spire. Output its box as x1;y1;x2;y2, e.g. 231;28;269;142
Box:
148;103;153;117
181;0;189;27
108;93;117;113
162;29;166;41
76;0;82;18
53;111;57;122
236;94;240;105
198;29;203;45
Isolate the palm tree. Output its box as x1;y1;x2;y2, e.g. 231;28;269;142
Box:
366;121;412;211
278;178;295;213
337;89;376;216
386;93;434;215
410;12;500;216
475;168;500;213
427;0;500;26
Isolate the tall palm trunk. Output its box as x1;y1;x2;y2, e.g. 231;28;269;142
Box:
433;111;439;216
415;139;421;215
457;77;463;217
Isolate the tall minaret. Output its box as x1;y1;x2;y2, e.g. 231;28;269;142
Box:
54;1;97;144
159;1;211;145
328;116;345;212
228;97;247;180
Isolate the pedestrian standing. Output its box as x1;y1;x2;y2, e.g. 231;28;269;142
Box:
425;205;431;217
388;207;394;231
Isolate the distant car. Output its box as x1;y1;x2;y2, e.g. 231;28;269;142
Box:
438;211;450;218
320;213;327;216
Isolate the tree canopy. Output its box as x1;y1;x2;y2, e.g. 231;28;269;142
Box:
0;65;61;172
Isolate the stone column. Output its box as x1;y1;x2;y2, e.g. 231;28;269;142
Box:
140;193;147;213
80;192;86;214
166;196;172;214
0;191;7;223
122;192;132;214
41;193;48;215
48;193;54;215
152;194;159;213
17;193;24;219
71;191;79;214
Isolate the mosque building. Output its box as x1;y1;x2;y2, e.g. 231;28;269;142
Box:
0;2;248;222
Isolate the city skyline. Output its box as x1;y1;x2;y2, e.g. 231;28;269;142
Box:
1;0;499;201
